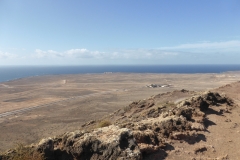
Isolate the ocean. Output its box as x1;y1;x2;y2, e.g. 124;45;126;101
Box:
0;65;240;83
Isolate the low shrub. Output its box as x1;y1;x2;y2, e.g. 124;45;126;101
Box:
1;143;44;160
98;120;112;128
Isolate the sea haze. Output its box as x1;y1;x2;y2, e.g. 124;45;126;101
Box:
0;65;240;83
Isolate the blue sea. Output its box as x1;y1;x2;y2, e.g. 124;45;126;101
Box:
0;65;240;83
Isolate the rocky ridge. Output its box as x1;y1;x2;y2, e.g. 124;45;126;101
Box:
0;89;237;160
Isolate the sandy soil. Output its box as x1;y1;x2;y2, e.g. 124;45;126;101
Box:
0;72;239;153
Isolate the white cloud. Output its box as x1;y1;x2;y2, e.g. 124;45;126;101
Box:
6;40;238;65
29;46;239;65
65;49;104;59
33;48;178;60
66;49;88;55
34;49;63;58
28;48;179;66
160;40;240;51
8;40;239;62
115;49;178;59
0;51;17;59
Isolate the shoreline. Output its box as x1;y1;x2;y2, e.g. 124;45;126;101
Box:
1;71;240;84
1;64;240;83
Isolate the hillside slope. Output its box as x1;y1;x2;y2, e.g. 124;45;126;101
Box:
1;81;240;160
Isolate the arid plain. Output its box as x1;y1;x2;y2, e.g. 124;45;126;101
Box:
0;72;239;152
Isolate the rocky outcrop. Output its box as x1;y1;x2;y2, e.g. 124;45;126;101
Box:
0;91;237;160
37;126;141;160
176;91;234;111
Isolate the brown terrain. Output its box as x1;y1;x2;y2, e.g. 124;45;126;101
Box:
0;72;240;159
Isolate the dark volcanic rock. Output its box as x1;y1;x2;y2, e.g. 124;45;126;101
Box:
36;138;54;159
177;91;234;111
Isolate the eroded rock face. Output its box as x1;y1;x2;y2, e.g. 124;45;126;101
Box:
38;126;141;160
177;91;234;111
36;137;54;158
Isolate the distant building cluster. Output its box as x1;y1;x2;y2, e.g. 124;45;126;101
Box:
146;84;172;88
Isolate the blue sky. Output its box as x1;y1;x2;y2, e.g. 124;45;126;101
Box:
0;0;240;65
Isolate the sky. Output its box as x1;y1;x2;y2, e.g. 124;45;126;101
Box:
0;0;240;65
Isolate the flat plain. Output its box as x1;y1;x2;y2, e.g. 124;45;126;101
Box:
0;72;239;152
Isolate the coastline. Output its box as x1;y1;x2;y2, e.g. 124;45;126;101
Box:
1;64;240;83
